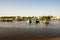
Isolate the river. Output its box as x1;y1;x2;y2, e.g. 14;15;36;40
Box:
0;20;60;38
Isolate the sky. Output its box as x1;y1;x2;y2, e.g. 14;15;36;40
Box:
0;0;60;17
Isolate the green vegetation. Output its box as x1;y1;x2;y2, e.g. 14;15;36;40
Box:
40;16;53;21
0;16;60;22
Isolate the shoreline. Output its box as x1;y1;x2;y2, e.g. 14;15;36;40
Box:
0;35;60;40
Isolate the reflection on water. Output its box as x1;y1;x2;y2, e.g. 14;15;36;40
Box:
0;21;60;37
0;20;60;29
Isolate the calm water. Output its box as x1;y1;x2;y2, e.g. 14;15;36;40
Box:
0;21;60;37
0;20;60;28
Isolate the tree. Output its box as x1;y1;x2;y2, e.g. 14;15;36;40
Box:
40;16;52;21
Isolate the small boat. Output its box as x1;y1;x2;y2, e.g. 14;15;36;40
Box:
2;19;13;22
43;20;49;26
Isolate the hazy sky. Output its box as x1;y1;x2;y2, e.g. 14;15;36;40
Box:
0;0;60;17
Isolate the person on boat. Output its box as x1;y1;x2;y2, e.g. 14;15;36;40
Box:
35;19;40;25
45;20;49;26
29;18;32;24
